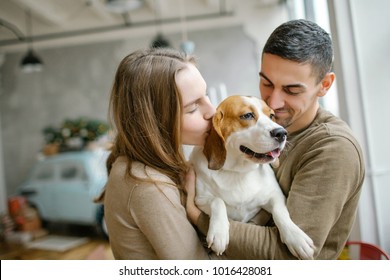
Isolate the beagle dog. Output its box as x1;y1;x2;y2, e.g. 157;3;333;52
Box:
189;95;315;259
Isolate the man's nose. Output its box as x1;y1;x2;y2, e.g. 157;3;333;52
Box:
267;90;284;109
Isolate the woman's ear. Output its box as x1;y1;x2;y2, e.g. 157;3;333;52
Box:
318;72;335;97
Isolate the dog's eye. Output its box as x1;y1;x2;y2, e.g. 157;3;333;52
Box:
270;113;275;120
240;112;255;120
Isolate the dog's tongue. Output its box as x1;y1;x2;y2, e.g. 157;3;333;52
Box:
267;149;281;159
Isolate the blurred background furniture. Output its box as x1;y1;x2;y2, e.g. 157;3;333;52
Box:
346;241;390;260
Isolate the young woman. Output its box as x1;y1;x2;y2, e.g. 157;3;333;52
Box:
101;48;217;259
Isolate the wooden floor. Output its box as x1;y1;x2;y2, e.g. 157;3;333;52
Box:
0;223;113;260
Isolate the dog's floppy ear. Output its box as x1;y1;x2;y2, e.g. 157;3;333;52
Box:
203;110;226;170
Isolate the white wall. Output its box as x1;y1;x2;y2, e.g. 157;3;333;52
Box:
350;0;390;253
328;0;390;252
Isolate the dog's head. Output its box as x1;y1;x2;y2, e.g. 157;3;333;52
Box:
203;95;287;171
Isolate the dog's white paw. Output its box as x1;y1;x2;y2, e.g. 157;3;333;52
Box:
207;219;230;255
281;225;315;260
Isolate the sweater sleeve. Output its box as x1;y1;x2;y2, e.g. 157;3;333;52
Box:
196;211;295;259
130;181;211;260
276;135;364;259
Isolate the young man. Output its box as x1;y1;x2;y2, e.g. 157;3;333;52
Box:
186;19;365;259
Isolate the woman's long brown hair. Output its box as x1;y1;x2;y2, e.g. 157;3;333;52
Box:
107;48;196;191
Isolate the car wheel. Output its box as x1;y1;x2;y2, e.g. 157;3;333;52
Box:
96;204;108;239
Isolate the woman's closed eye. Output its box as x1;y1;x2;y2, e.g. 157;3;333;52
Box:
185;103;199;114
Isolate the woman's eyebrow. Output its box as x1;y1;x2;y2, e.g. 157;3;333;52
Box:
183;98;200;108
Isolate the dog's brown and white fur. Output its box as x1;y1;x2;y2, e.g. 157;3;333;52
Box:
189;95;315;259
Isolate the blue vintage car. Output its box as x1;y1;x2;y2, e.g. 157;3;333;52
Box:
17;150;109;236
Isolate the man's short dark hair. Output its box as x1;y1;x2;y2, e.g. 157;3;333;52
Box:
262;19;334;83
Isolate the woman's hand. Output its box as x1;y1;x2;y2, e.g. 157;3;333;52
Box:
184;166;202;224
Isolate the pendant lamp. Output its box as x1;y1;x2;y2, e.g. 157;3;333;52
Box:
150;33;172;48
179;0;195;54
20;49;43;73
150;0;172;49
20;9;43;73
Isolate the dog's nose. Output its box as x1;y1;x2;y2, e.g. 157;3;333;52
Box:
270;127;287;143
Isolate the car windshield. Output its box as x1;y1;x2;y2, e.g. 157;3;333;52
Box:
89;151;108;181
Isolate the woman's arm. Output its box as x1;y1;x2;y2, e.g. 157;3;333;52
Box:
131;179;210;260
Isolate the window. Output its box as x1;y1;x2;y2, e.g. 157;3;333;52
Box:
61;166;78;179
60;162;88;181
34;165;54;181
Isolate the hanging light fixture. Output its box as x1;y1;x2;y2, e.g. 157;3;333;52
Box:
20;49;43;73
20;9;43;73
179;0;195;54
105;0;144;14
150;33;171;48
150;0;172;49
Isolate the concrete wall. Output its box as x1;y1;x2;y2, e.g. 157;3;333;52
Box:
0;25;262;197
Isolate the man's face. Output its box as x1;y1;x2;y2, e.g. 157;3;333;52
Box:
259;53;325;134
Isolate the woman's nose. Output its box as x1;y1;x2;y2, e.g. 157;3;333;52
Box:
204;98;216;120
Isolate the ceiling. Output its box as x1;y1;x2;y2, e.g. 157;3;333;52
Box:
0;0;282;52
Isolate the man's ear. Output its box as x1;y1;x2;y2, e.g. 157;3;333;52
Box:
203;111;226;170
318;72;335;97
